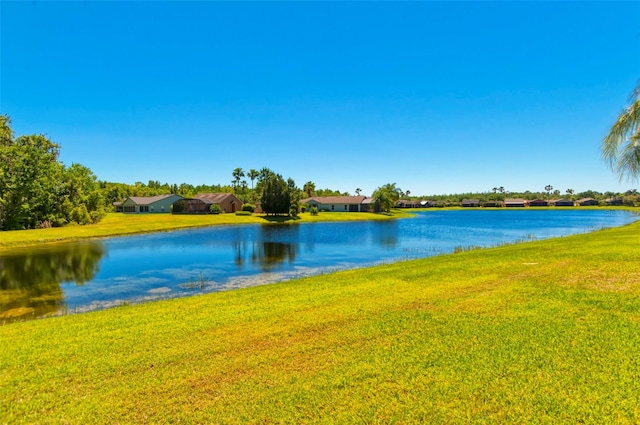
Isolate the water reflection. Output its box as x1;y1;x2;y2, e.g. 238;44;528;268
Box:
231;226;298;270
0;242;105;321
1;210;637;322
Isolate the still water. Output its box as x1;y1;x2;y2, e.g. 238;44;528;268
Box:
1;210;637;321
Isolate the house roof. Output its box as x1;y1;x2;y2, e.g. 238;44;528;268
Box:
462;199;480;203
126;194;180;205
194;193;240;204
504;198;525;204
301;196;367;204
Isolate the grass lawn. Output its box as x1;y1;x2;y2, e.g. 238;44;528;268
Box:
0;210;412;250
1;220;639;423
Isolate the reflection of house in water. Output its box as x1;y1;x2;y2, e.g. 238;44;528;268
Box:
0;242;105;322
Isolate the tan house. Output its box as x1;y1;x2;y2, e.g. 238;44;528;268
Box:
172;193;242;214
301;196;370;212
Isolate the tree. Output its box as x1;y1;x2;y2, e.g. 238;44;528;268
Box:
545;185;553;196
603;82;640;182
287;178;301;217
372;183;403;213
247;169;259;201
258;168;290;216
303;181;316;198
231;168;244;193
0;133;64;229
355;188;362;196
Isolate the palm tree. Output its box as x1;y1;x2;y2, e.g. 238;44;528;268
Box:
247;169;259;202
232;168;244;193
545;185;553;196
303;181;316;198
355;188;362;196
603;82;640;182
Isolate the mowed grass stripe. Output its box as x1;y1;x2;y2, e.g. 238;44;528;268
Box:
1;220;639;423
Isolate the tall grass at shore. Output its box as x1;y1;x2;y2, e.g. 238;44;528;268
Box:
1;220;639;423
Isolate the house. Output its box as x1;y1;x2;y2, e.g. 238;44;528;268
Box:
461;199;480;207
528;199;549;207
482;200;503;207
300;196;369;212
605;197;623;206
361;197;379;213
396;199;420;208
420;200;440;208
552;199;575;207
172;193;243;214
577;198;599;206
504;198;526;208
119;194;183;213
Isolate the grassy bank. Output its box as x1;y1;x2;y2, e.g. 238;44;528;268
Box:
1;221;639;423
0;210;411;250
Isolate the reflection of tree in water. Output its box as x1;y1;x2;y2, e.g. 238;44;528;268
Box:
0;242;105;321
251;241;297;271
378;220;399;248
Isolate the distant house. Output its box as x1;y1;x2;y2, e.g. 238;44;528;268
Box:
552;199;575;207
528;199;549;207
605;197;623;206
119;194;183;213
420;200;440;208
577;198;599;206
172;193;242;214
396;199;420;208
301;196;369;212
461;199;480;207
504;198;526;208
483;200;503;207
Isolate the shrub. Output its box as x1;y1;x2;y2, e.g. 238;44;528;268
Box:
71;205;91;225
242;204;255;213
209;204;222;214
310;205;318;216
235;211;252;216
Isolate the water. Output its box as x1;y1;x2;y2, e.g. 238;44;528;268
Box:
1;209;636;321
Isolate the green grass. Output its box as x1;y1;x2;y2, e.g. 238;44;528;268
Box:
0;210;411;250
1;220;639;423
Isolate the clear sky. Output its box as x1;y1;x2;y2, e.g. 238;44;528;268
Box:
1;1;639;197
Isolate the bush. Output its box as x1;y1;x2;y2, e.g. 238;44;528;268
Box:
209;204;222;214
310;205;318;216
242;204;255;213
235;211;252;216
71;205;91;225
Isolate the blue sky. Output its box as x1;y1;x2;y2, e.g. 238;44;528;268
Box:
1;1;639;196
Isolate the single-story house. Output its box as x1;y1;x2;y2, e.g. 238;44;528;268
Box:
396;199;420;208
504;198;526;208
483;200;503;207
577;198;599;206
528;199;549;207
118;194;183;213
360;197;379;213
461;199;480;207
420;200;441;208
172;193;243;214
605;197;623;206
551;199;575;207
301;196;369;212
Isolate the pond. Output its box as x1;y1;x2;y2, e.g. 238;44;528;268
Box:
1;209;637;321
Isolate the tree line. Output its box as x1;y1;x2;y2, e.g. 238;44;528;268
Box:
2;80;639;232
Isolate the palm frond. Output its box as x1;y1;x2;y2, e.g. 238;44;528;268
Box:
603;82;640;181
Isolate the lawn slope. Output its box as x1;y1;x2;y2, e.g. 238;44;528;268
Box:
1;221;639;423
